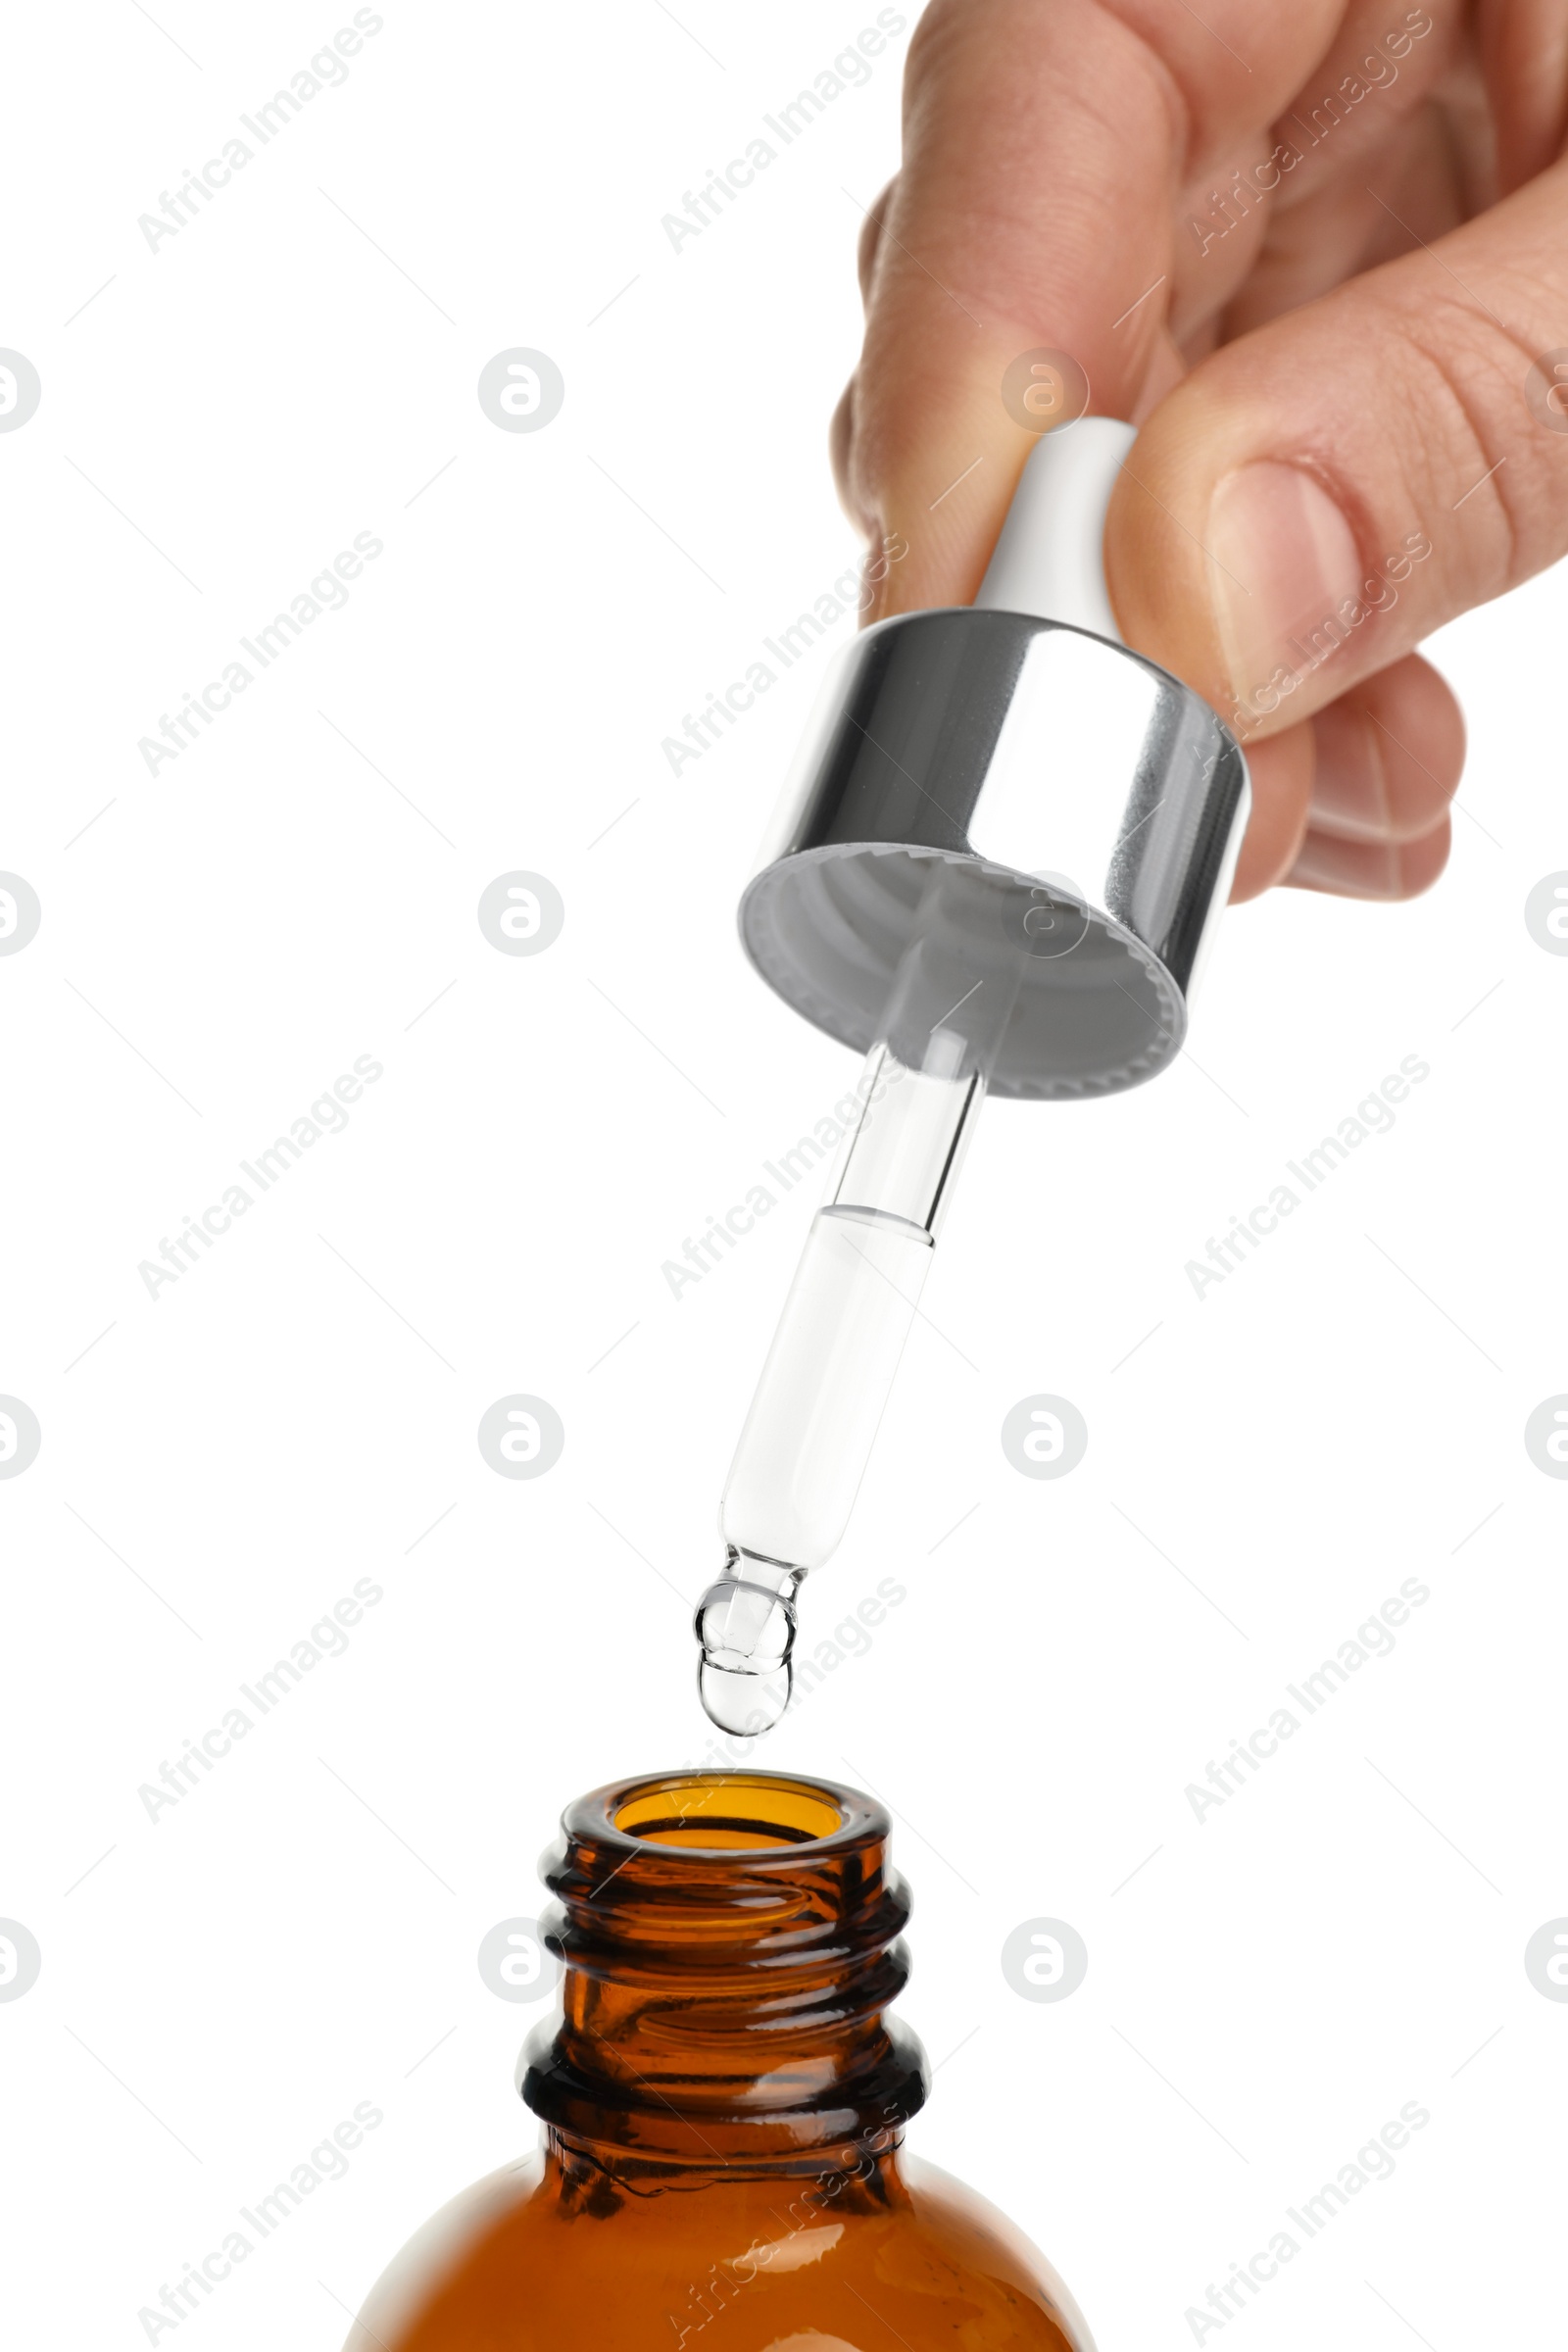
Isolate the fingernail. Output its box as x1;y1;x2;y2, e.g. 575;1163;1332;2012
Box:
1307;698;1391;841
1288;822;1448;902
1206;464;1364;716
1287;831;1403;899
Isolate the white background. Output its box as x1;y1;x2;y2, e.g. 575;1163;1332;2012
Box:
2;4;1564;2347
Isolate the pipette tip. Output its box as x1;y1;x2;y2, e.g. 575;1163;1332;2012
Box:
697;1655;791;1737
694;1550;800;1736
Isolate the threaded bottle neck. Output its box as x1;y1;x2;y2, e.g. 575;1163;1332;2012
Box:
519;1771;929;2173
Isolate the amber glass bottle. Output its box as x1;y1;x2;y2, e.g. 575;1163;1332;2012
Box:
348;1770;1095;2350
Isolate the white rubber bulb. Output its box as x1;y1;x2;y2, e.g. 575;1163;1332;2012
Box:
973;416;1136;644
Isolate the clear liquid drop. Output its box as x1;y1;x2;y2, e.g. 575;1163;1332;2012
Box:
698;1654;790;1737
695;1552;798;1736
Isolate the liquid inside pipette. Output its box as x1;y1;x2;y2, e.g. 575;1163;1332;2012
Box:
697;1183;941;1734
696;863;1035;1735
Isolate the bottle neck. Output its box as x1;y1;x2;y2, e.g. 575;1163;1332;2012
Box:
519;1772;929;2179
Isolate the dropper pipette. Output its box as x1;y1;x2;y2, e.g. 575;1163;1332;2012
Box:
694;416;1251;1735
695;862;1032;1734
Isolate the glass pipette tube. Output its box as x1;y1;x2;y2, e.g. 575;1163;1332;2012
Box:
696;865;1028;1735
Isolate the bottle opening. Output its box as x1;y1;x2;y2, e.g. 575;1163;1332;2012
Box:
612;1771;844;1849
523;1770;927;2162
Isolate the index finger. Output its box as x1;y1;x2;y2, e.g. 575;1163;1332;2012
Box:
837;0;1346;615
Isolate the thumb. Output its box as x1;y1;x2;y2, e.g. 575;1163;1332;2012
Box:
1106;158;1568;740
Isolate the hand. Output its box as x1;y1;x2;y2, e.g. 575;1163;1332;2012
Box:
833;0;1568;899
